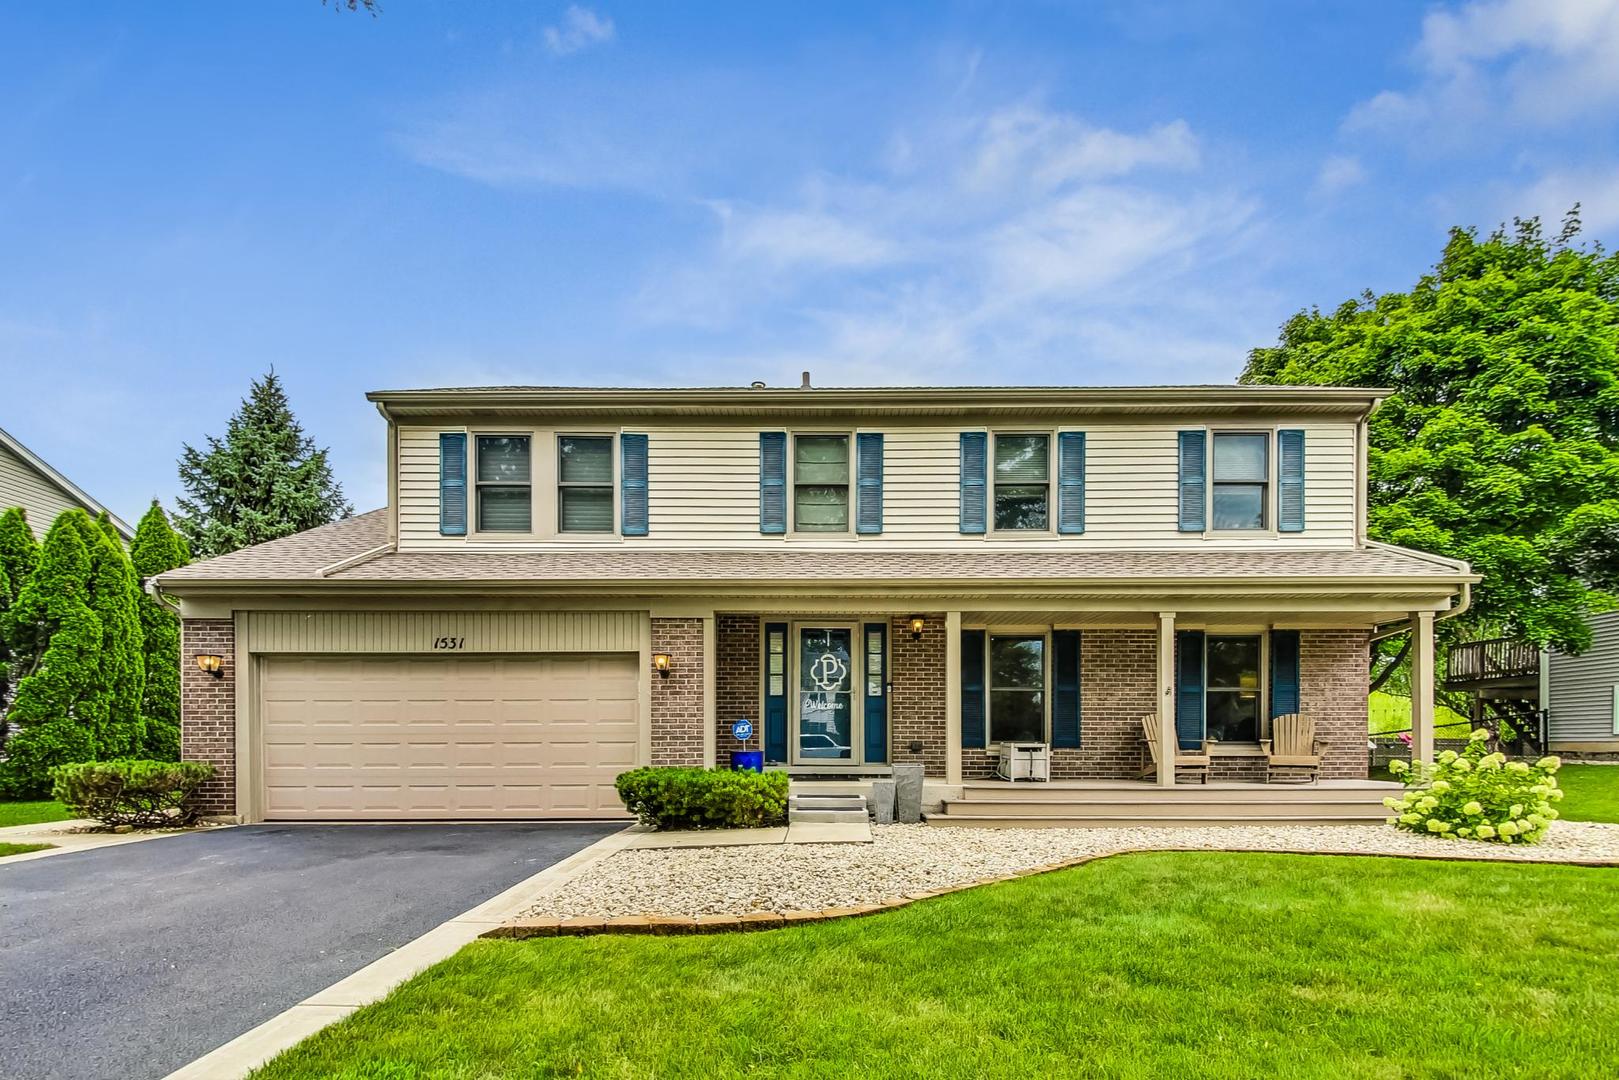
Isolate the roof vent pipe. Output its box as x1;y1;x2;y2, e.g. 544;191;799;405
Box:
801;370;812;389
750;380;766;389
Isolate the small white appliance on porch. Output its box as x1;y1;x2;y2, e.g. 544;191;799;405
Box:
996;742;1051;782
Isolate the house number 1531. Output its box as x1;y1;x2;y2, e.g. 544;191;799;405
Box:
432;636;466;650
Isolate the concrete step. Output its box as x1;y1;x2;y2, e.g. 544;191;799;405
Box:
925;813;1387;829
958;784;1394;804
943;799;1384;819
789;808;871;824
789;795;869;811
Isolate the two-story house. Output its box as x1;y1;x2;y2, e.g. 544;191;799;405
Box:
156;383;1474;823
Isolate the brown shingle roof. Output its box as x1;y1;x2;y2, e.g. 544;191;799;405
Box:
157;509;1470;588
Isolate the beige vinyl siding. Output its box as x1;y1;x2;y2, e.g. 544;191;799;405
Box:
1548;611;1619;741
393;418;1362;551
245;610;646;654
0;443;96;539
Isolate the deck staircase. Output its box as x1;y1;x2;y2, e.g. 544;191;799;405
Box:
926;781;1394;828
788;792;869;824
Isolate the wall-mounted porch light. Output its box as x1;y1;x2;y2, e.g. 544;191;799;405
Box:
195;653;224;679
908;616;926;641
652;652;672;677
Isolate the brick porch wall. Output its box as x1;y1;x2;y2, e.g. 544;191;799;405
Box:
890;614;947;776
1302;628;1370;780
716;614;761;754
181;618;236;816
650;617;705;766
963;629;1158;780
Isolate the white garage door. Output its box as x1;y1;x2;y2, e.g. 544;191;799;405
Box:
259;653;639;820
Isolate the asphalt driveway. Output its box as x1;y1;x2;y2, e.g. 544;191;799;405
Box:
0;822;621;1080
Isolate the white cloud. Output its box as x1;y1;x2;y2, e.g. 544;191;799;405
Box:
1314;154;1367;195
543;6;616;56
1346;0;1619;138
714;204;898;270
1514;165;1619;233
964;107;1198;193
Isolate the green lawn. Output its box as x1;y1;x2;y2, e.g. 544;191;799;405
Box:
1369;690;1470;735
0;842;54;858
253;852;1619;1080
0;800;72;828
1556;765;1619;823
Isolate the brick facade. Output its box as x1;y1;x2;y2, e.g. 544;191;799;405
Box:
1301;628;1371;780
649;617;705;766
889;613;947;775
716;614;761;754
180;618;236;816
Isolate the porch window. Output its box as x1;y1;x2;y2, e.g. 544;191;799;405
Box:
794;434;850;532
1206;634;1262;742
993;434;1049;531
1212;432;1268;530
989;635;1045;743
475;435;532;533
558;435;614;532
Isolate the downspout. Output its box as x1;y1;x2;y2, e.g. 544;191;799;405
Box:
375;401;399;547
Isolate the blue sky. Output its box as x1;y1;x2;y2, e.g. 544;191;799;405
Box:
3;1;1618;521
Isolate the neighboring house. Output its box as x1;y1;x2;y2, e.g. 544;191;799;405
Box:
155;383;1474;822
0;423;133;541
1545;612;1619;757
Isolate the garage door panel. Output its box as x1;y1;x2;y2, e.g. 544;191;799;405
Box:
260;653;640;820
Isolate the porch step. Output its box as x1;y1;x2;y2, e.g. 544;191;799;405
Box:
957;783;1395;804
788;792;868;824
945;798;1383;820
926;813;1387;829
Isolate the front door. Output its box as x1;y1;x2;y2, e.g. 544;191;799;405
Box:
793;626;858;763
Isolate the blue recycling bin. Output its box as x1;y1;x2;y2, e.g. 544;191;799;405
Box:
730;751;764;772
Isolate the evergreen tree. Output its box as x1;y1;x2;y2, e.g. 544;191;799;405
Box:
0;514;102;796
176;372;352;558
75;516;146;759
130;501;188;759
0;507;42;717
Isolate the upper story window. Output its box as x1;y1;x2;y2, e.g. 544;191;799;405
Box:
994;433;1049;531
1206;634;1262;742
1212;432;1268;531
793;434;850;533
475;435;532;533
558;435;614;533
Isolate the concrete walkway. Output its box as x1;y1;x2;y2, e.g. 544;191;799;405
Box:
618;820;871;848
0;822;620;1080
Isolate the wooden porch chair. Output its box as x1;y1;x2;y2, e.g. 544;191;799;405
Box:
1138;714;1212;784
1262;713;1323;783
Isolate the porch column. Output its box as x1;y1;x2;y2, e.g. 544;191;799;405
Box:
702;614;717;768
1411;610;1436;764
945;610;962;785
1156;612;1177;788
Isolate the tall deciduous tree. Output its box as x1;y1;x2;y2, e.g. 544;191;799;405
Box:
130;501;189;759
176;372;352;558
0;513;102;796
1241;211;1619;672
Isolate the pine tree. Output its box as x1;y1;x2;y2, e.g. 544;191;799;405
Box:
130;501;188;760
176;372;352;558
0;513;102;796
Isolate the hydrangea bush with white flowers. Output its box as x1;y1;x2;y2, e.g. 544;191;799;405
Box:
1385;729;1563;844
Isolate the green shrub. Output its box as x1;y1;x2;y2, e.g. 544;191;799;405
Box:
615;767;789;830
50;760;215;828
1385;729;1563;843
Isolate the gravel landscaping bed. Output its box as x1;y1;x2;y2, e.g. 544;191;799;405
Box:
527;822;1619;919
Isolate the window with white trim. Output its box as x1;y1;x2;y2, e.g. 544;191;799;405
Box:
557;435;613;533
993;433;1049;531
1211;432;1268;530
475;435;532;533
793;434;850;533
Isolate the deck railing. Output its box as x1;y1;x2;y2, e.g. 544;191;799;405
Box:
1446;638;1540;684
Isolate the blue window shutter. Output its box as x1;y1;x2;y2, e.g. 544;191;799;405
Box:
1269;629;1301;718
863;622;888;762
764;622;788;762
961;628;986;747
959;432;987;534
620;433;648;537
1278;429;1305;533
438;432;467;536
856;433;884;535
1051;629;1081;748
759;432;786;535
1175;629;1205;750
1178;431;1206;532
1057;431;1086;535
